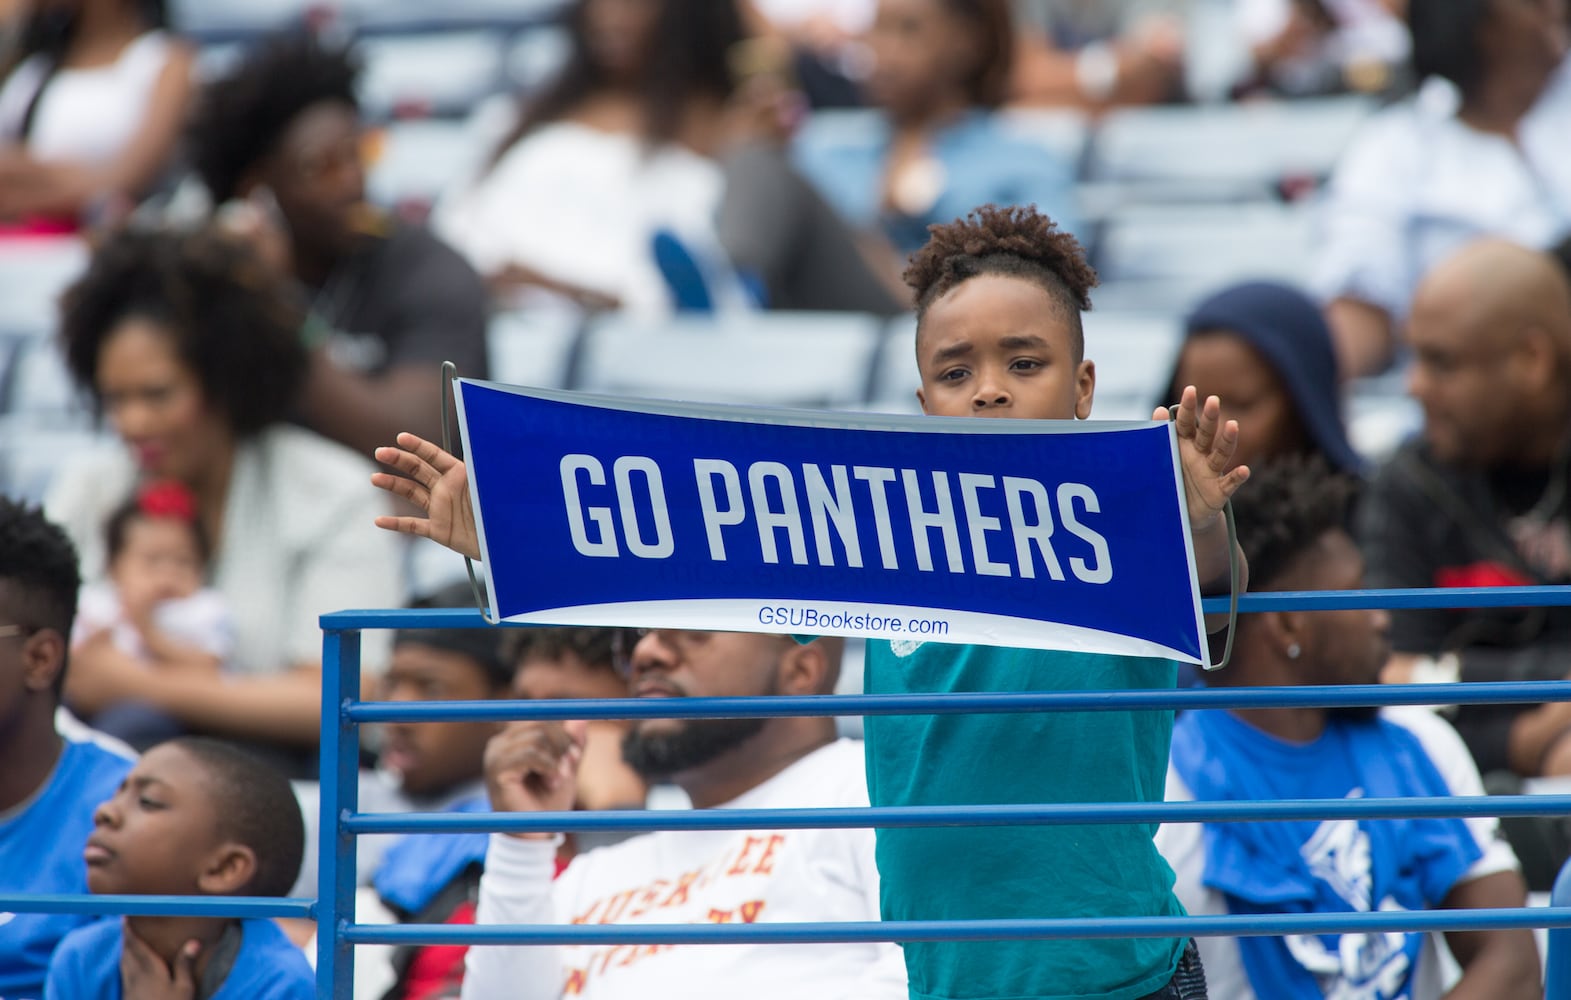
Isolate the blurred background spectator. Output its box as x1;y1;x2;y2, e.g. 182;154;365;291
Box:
432;0;761;314
1161;280;1362;476
1360;240;1571;781
1010;0;1186;108
434;0;898;316
69;479;235;749
44;224;404;777
793;0;1080;258
1315;0;1571;377
0;0;192;233
190;31;489;456
1235;0;1410;98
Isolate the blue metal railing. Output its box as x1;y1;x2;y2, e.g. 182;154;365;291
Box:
5;586;1571;998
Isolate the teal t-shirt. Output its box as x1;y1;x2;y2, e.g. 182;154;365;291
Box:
864;638;1186;1000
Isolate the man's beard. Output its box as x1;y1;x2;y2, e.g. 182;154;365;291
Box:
621;716;767;782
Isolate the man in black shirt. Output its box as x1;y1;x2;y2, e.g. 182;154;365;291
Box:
188;32;489;459
1360;238;1571;779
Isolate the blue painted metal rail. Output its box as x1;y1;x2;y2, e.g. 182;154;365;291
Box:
4;585;1571;999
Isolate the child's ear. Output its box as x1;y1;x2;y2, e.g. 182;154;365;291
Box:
197;842;258;896
1074;360;1096;420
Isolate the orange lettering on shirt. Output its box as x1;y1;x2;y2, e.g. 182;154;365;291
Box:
596;946;624;976
739;900;766;923
708;908;735;923
728;835;765;876
570;899;601;925
753;834;786;875
628;879;669;919
600;889;637;924
662;868;701;908
563;969;587;994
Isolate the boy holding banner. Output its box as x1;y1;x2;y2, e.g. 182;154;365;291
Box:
371;204;1246;1000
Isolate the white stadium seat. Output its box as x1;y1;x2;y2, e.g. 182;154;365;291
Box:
572;312;884;410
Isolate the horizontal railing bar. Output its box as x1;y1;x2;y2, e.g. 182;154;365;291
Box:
349;680;1571;723
344;794;1571;835
344;907;1571;946
0;894;315;919
321;586;1571;630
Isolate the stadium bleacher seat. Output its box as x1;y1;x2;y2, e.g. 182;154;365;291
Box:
1093;202;1317;288
571;312;884;410
485;309;584;390
1085;96;1375;194
0;419;115;505
0;238;88;336
796;108;1091;178
356;31;508;120
367;116;492;211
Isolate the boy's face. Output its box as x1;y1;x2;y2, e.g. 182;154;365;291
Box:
915;274;1095;421
379;643;503;798
85;743;239;896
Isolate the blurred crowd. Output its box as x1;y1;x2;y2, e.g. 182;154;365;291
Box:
1;0;1570;996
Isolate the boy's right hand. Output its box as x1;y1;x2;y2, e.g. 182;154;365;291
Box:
371;432;481;561
121;926;198;1000
484;721;588;839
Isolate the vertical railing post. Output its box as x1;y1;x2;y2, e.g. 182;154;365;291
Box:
1548;859;1571;999
316;626;361;999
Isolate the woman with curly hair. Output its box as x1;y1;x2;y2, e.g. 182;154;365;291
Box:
44;225;405;774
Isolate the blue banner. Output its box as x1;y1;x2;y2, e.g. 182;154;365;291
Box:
455;380;1208;665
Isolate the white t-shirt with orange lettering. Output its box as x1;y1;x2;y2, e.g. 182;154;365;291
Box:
461;738;905;1000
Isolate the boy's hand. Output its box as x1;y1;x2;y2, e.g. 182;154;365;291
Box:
120;927;198;1000
1153;386;1250;531
484;721;589;838
371;432;481;560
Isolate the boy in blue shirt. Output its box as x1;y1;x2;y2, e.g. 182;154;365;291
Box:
0;497;134;1000
45;737;313;999
369;204;1248;999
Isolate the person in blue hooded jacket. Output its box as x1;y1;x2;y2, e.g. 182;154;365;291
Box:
1162;281;1364;479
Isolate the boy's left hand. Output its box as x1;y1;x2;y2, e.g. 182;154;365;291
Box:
121;926;198;1000
1153;385;1250;532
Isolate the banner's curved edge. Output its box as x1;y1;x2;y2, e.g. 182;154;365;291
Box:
491;598;1204;666
454;378;1162;439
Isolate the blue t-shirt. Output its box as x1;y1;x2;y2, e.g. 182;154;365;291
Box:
864;639;1185;1000
793;111;1081;255
1170;710;1482;1000
0;738;133;1000
45;917;314;999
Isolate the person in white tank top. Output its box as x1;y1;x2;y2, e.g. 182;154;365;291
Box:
0;0;192;229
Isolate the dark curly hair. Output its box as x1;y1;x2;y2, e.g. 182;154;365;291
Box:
0;496;81;697
1407;0;1493;96
163;737;305;897
492;0;743;159
507;626;625;680
1229;455;1355;592
60;226;307;438
905;204;1098;358
393;583;513;690
0;496;81;641
187;30;359;203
